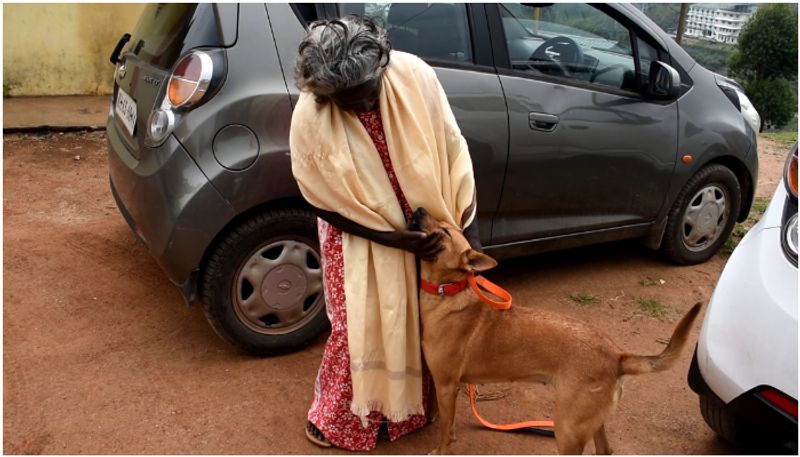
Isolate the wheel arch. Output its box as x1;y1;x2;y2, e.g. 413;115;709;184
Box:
704;154;755;223
648;153;755;250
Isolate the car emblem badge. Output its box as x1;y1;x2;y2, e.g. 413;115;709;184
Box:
118;64;127;79
278;280;292;291
144;75;160;86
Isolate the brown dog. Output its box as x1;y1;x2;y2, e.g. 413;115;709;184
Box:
412;208;701;455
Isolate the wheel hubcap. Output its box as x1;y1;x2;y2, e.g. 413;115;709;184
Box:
682;185;730;252
233;240;323;335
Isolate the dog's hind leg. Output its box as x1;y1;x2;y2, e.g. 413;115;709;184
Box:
430;383;459;455
593;425;612;455
554;423;590;455
554;410;591;454
555;383;613;454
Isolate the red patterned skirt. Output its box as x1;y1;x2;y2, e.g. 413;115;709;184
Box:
306;109;433;451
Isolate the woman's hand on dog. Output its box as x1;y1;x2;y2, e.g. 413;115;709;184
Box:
387;230;444;261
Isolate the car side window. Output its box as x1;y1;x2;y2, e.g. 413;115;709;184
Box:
291;3;320;25
499;3;637;91
338;3;473;63
637;37;660;82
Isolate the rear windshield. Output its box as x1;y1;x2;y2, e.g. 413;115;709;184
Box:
127;3;226;69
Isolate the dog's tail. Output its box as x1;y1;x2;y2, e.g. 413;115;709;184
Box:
619;303;702;376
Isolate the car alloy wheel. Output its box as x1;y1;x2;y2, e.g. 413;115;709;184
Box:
681;184;730;252
661;164;742;265
201;209;329;356
232;239;323;334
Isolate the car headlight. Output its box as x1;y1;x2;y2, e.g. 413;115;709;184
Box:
782;212;798;264
714;73;761;134
737;91;761;134
781;145;798;266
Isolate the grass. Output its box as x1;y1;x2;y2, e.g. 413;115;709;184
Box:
568;293;600;306
761;131;798;146
638;298;668;318
638;277;662;287
724;196;770;253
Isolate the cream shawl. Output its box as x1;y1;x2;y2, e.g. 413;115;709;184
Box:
290;51;476;424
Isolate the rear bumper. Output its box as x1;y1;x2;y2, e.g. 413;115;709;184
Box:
689;349;798;452
695;184;797;404
689;181;797;452
107;118;235;301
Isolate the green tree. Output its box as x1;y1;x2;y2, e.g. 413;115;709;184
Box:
729;4;798;81
728;3;798;129
640;4;682;32
745;78;796;130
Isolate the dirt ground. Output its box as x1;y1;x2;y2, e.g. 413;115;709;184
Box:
3;131;789;454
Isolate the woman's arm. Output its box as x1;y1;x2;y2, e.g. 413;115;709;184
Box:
462;220;482;252
460;192;482;252
311;206;444;261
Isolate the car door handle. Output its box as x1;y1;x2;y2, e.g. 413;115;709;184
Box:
529;112;559;132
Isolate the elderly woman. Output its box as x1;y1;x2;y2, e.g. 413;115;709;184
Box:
289;15;480;451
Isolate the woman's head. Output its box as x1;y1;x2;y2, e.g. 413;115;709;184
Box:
295;15;390;112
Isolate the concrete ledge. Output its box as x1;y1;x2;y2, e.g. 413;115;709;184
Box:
3;95;110;131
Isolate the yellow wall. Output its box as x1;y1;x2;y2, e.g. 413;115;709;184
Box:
3;3;146;96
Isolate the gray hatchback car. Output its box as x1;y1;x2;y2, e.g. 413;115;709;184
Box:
107;3;758;355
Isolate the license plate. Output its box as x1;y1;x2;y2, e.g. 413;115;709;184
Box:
115;88;137;136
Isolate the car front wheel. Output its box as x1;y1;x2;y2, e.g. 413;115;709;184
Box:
201;209;329;356
661;164;741;264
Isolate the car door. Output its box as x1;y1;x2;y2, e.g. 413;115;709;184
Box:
327;3;508;244
487;3;678;245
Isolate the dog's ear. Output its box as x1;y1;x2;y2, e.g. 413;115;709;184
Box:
461;250;498;273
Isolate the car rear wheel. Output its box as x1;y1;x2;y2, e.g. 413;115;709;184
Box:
699;394;746;447
661;164;741;264
698;394;790;452
201;208;329;356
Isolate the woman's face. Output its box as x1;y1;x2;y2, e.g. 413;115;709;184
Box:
329;77;382;113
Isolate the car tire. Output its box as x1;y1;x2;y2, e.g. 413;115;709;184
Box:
200;208;329;356
661;164;741;264
699;394;787;452
699;394;747;447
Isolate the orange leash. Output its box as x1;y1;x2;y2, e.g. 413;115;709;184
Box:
467;273;512;310
468;385;555;433
465;273;556;435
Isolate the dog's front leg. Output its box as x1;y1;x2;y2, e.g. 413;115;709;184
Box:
430;383;459;455
593;425;612;455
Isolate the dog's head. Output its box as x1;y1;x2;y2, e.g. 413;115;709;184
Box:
412;207;497;280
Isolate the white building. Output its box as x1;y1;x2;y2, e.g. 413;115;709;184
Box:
685;3;759;45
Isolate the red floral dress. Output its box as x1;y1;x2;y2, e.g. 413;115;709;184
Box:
307;108;433;451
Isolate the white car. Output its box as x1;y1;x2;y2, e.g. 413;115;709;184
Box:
689;143;798;453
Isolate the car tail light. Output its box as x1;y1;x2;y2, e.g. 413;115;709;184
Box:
145;108;175;146
759;388;798;419
167;51;213;108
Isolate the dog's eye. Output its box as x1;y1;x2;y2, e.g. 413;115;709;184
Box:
442;228;451;238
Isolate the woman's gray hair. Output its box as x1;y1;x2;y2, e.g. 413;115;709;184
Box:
294;15;391;101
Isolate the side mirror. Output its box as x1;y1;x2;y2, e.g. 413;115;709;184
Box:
646;61;680;100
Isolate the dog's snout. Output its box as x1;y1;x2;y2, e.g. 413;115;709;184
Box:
412;208;429;229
